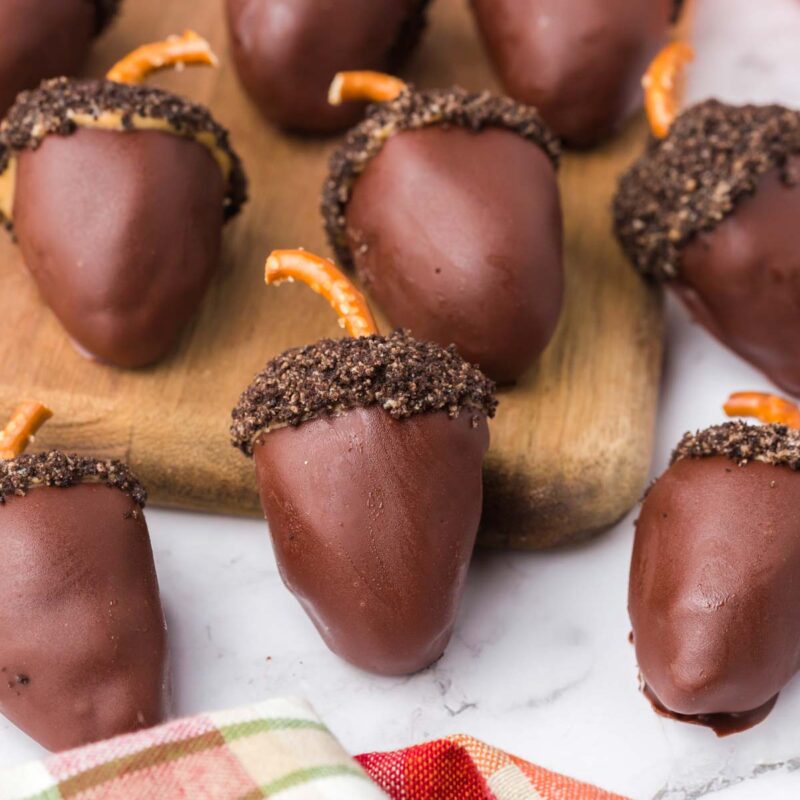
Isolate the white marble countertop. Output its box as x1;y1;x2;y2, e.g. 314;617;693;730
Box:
2;1;800;797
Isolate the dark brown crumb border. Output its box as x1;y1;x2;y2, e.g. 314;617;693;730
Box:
91;0;121;34
231;329;497;456
0;77;248;228
0;450;147;506
322;86;561;267
614;100;800;281
672;421;800;471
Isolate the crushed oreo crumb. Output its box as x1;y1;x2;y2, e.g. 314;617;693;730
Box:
0;451;147;506
0;77;247;228
230;330;497;455
322;86;561;267
614;100;800;281
672;421;800;471
91;0;121;34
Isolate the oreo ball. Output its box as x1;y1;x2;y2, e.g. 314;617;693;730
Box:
323;87;563;383
231;331;496;675
471;0;678;147
630;422;800;735
615;101;800;396
226;0;429;134
0;452;169;751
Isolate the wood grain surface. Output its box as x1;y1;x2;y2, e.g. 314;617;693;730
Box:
0;0;663;548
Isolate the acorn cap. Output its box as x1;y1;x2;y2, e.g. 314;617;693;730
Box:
671;421;800;471
614;100;800;281
0;77;248;229
230;329;498;456
93;0;122;35
321;85;561;268
0;450;147;507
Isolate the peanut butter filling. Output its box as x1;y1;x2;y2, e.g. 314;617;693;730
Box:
0;156;16;222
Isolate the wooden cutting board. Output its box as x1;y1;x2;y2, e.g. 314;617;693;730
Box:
0;0;663;549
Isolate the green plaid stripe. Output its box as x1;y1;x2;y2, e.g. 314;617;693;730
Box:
221;718;329;743
260;764;371;796
16;790;61;800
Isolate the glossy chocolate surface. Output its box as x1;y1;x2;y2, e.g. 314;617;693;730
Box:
630;456;800;734
253;406;489;675
0;484;168;751
345;126;563;383
226;0;420;134
14;127;226;368
0;0;94;116
676;164;800;397
471;0;674;146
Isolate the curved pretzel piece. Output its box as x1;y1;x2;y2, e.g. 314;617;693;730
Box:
265;250;379;339
724;391;800;429
0;401;53;460
643;41;695;138
328;71;407;106
107;30;218;85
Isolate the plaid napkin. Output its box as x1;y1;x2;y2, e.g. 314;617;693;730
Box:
0;698;385;800
359;736;628;800
0;699;627;800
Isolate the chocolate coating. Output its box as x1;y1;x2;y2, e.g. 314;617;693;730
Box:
226;0;425;134
345;126;563;383
0;484;168;751
675;163;800;396
630;457;800;734
0;0;94;116
470;0;674;146
13;127;226;368
253;407;488;675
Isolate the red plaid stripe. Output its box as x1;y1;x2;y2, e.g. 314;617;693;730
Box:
357;736;629;800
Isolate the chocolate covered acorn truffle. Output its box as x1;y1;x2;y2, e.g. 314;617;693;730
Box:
0;0;120;116
0;32;247;369
225;0;429;134
470;0;682;147
322;72;563;383
231;250;496;675
615;45;800;395
630;392;800;735
0;402;168;751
